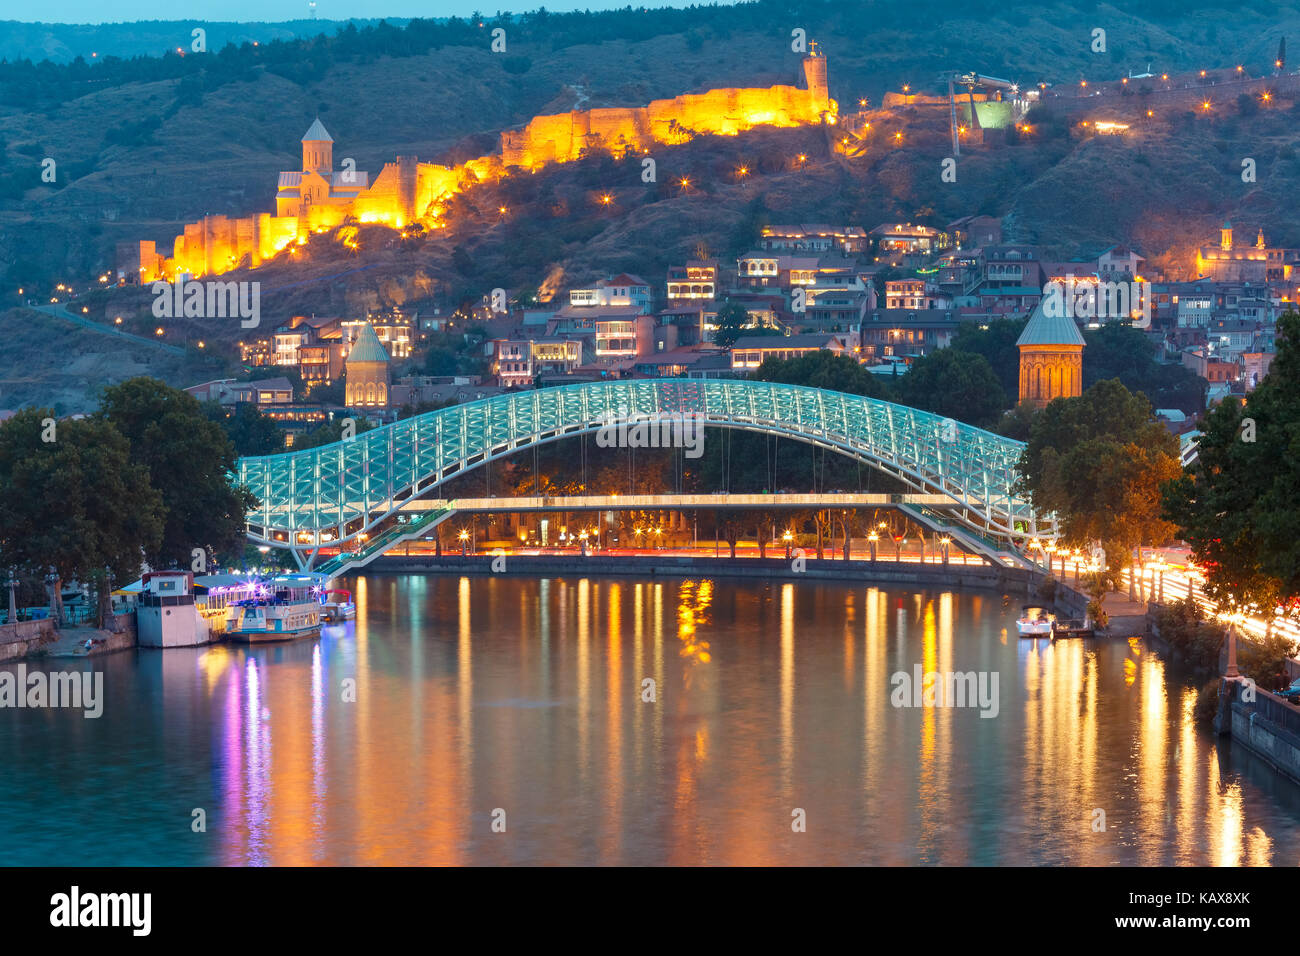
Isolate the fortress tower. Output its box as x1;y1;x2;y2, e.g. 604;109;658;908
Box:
302;117;334;176
802;40;829;105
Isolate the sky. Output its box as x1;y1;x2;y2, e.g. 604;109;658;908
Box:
0;0;688;24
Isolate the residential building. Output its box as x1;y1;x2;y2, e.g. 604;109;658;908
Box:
729;332;855;372
759;224;867;255
666;261;720;301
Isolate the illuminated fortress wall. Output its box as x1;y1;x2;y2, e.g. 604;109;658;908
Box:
128;54;832;281
501;56;833;169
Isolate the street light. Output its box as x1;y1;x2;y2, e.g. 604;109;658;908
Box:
867;531;879;562
939;536;951;565
458;528;470;555
783;529;794;560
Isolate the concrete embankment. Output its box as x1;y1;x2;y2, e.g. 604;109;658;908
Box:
0;614;137;663
1215;680;1300;786
0;618;59;663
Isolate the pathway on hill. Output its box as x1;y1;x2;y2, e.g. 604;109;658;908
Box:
26;303;186;356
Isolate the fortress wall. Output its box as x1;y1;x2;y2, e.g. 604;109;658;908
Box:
354;161;407;226
501;83;831;169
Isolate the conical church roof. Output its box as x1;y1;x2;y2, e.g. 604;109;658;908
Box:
1016;300;1086;348
302;118;333;142
345;322;389;365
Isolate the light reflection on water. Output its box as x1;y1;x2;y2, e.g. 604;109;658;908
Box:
2;574;1300;866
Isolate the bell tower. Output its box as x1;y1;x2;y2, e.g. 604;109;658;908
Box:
301;117;334;175
801;40;829;106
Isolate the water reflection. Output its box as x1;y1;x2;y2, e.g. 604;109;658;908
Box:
2;575;1300;865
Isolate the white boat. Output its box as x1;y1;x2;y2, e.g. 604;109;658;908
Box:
321;588;356;623
1016;605;1057;637
225;574;324;643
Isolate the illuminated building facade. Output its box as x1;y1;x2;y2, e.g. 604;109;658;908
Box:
1016;301;1086;408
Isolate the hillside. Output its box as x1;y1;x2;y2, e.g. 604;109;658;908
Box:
3;0;1300;409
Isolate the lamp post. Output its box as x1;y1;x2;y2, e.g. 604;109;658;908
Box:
868;532;879;562
939;536;951;566
458;529;470;556
783;530;794;560
578;530;589;557
1225;619;1241;681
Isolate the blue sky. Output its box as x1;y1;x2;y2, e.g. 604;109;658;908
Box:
0;1;688;24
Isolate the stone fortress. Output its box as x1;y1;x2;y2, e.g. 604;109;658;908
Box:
121;48;835;283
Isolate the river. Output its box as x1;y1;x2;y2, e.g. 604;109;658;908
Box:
2;574;1299;865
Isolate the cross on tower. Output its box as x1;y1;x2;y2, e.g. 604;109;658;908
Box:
808;39;819;56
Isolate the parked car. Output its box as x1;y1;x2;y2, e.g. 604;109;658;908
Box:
1279;678;1300;705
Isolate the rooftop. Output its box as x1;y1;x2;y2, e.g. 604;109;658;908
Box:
1016;301;1087;348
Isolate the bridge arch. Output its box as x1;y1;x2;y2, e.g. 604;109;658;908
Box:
237;379;1054;551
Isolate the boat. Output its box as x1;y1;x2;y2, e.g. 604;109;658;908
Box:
321;588;356;623
225;573;324;643
1016;605;1056;637
1053;617;1095;638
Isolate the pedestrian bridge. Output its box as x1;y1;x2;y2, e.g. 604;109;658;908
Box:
236;379;1054;563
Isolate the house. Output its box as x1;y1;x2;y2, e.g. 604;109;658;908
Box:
569;274;653;313
185;377;294;406
759;224;867;255
982;245;1045;292
858;310;967;362
884;279;940;310
1097;244;1145;281
729;332;855;372
869;223;948;259
666;260;720;302
947;215;1002;249
485;338;582;387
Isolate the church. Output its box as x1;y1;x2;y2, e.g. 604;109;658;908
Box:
1017;301;1086;408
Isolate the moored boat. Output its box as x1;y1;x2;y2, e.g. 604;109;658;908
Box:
1016;605;1056;637
321;588;356;623
225;573;324;643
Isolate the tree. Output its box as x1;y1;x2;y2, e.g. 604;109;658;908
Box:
896;348;1006;427
949;317;1029;402
293;416;379;450
98;377;255;568
753;350;887;398
205;402;283;457
1083;323;1205;414
1018;379;1181;566
1163;312;1300;620
0;409;164;627
712;301;752;349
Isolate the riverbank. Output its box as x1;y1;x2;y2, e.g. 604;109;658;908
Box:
0;615;136;663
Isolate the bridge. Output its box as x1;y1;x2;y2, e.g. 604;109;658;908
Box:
236;379;1055;570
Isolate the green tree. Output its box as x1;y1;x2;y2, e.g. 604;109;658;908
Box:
896;348;1006;427
949;317;1029;402
712;301;752;349
753;350;887;398
1083;323;1205;414
1163;312;1300;619
0;409;164;626
98;377;255;568
205;402;283;457
1018;379;1181;566
293;416;379;450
